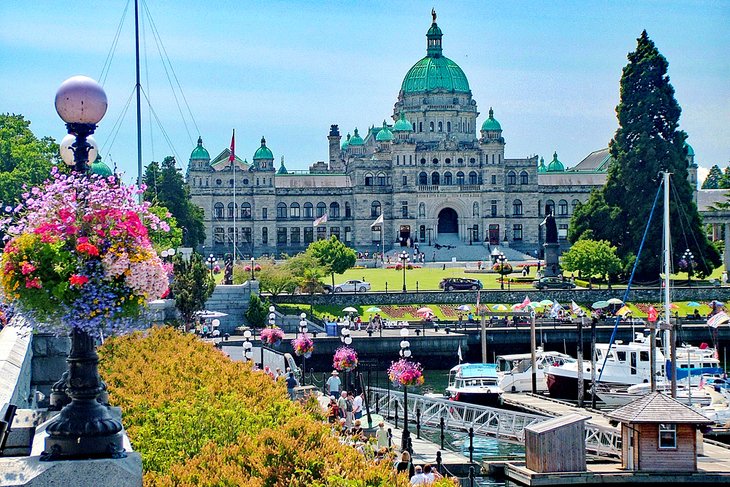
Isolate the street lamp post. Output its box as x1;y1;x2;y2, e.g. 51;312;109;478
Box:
242;330;254;363
400;250;408;292
250;256;256;281
399;327;412;452
43;76;125;460
498;252;507;290
299;313;308;385
207;254;216;278
340;325;353;391
682;249;694;287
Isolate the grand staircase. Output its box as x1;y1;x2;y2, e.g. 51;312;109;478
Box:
385;233;534;264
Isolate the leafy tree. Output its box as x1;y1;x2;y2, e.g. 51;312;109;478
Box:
285;251;328;313
561;239;623;287
170;253;215;328
702;165;722;189
245;293;268;329
572;31;720;279
142;156;205;247
147;204;183;252
307;236;357;288
254;260;297;296
0;114;61;206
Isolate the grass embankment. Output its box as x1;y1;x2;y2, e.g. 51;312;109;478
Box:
99;328;455;486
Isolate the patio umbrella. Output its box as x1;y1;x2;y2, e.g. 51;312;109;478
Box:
195;310;229;319
366;307;382;313
592;301;609;309
539;299;553;306
492;304;508;311
669;303;679;310
342;306;358;313
416;307;434;315
687;301;701;308
710;300;724;307
511;304;523;311
606;298;623;305
456;304;471;312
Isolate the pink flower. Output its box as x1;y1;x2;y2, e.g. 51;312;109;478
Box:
21;263;36;275
69;274;89;287
25;277;42;289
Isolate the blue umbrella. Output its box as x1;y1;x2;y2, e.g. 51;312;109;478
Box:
687;301;701;308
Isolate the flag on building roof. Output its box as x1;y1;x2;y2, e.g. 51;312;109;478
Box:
228;129;235;163
313;213;328;227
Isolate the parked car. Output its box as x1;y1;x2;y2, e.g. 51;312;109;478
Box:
532;276;576;290
439;277;483;291
333;280;371;293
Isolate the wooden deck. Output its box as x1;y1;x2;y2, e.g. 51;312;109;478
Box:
501;393;616;430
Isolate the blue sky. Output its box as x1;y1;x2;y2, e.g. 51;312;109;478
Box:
1;1;728;185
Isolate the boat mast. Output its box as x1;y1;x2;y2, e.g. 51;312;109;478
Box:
663;171;672;377
134;0;142;197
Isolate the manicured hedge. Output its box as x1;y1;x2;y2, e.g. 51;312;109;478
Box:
99;328;455;486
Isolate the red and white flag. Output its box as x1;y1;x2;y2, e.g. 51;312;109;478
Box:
313;213;328;227
708;311;730;328
228;129;235;163
647;306;658;323
519;295;531;309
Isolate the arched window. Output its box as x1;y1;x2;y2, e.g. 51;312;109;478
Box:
241;202;251;219
438;121;443;132
316;202;327;218
571;199;580;213
418;172;428;185
304;202;314;218
558;199;569;216
432;158;439;165
469;158;476;166
431;172;440;185
520;171;529;185
507;171;517;185
443;171;453;185
445;158;451;165
468;171;478;185
371;201;381;218
290;202;300;218
214;202;224;219
227;202;236;219
229;179;234;187
429;121;434;132
513;199;523;216
447;121;451;132
329;202;340;218
457;158;464;165
277;202;287;219
473;202;479;217
377;173;386;185
364;173;373;186
345;202;352;218
545;199;555;216
456;171;465;185
419;202;426;218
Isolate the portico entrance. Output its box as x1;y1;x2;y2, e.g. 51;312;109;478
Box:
437;208;458;234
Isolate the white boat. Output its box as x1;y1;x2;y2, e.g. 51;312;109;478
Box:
596;380;712;408
445;363;503;406
691;386;730;426
496;348;572;393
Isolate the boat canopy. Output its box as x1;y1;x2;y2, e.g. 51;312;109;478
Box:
455;363;499;379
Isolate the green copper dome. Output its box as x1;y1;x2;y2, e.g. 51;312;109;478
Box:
393;112;413;132
537;157;547;173
546;152;565;172
401;13;470;94
190;136;210;160
253;136;273;160
91;155;113;177
276;157;288;175
481;108;502;131
376;121;393;142
685;142;695;157
341;133;351;150
348;128;364;146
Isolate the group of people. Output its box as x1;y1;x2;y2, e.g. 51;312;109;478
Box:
260;365;300;400
395;451;443;485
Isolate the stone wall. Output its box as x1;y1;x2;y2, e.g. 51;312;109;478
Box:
30;334;70;409
270;287;730;307
204;282;258;334
0;325;33;412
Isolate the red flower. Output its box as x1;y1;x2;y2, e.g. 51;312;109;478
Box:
76;242;99;256
69;274;89;288
25;277;42;289
21;263;36;275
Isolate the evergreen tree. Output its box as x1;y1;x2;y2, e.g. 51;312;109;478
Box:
702;165;722;189
171;253;215;328
720;166;730;189
573;31;719;279
143;156;206;247
245;293;268;329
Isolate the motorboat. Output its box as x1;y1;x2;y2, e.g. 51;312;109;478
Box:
496;348;573;393
445;363;503;406
596;380;713;408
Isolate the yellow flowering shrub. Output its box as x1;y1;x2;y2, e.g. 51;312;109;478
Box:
99;328;456;486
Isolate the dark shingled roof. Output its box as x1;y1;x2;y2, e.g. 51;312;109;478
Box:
606;392;713;424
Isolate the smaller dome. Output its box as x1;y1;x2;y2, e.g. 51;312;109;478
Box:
546;152;565;172
393;112;413;132
537;157;547;173
348;128;364;146
190;136;210;160
341;133;351;150
685;142;695;157
276;157;288;175
481;108;502;131
376;121;393;142
253;136;274;160
91;155;113;177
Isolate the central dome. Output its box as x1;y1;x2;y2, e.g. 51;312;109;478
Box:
400;13;470;94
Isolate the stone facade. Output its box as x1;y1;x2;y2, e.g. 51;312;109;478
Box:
186;14;698;261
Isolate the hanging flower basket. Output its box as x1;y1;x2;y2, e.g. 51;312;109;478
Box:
388;359;425;387
0;169;169;335
291;335;314;356
260;326;285;345
333;346;358;371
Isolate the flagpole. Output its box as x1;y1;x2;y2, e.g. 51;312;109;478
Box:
232;129;236;262
381;216;385;267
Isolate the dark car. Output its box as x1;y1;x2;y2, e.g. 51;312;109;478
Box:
532;276;576;290
439;277;483;291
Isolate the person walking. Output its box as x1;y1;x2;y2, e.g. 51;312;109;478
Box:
344;391;355;428
326;370;341;396
352;391;363;420
285;371;298;400
376;421;389;449
409;465;426;485
337;391;348;420
394;451;415;478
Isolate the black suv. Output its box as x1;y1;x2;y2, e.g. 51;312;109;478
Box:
439;277;483;291
532;276;576;290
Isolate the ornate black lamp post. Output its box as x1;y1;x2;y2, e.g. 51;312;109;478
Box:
299;313;308;384
250;256;256;280
43;76;125;460
498;252;507;290
340;325;353;391
207;254;216;278
681;249;694;287
399;327;412;452
400;250;409;292
242;330;254;362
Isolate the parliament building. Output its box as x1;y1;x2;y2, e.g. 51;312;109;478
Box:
186;13;698;260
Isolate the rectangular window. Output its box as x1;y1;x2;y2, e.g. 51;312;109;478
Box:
262;208;268;220
491;175;496;185
317;227;327;240
330;227;340;240
659;424;677;449
290;205;300;218
401;201;408;218
513;224;523;241
344;226;352;243
402;175;408;186
214;228;225;244
290;227;300;244
371;228;382;244
261;227;268;244
377;175;386;186
304;227;313;243
277;227;287;244
242;227;252;243
558;224;568;240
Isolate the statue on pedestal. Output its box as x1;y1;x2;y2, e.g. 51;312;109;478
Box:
224;253;233;285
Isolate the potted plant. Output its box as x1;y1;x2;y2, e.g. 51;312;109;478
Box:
387;359;425;387
333;346;358;371
260;326;285;346
291;335;314;358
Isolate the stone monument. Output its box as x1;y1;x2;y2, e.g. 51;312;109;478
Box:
223;253;233;285
541;209;561;277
